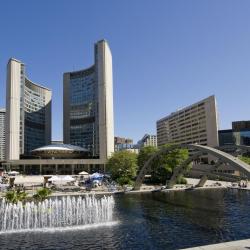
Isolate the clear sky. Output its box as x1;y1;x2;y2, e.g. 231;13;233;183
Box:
0;0;250;143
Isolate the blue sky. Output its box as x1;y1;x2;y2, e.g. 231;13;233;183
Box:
0;0;250;142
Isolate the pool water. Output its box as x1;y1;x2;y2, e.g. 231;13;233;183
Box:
0;189;250;250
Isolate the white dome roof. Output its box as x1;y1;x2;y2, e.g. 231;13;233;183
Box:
31;144;89;152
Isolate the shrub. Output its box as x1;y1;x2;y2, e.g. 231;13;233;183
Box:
5;189;27;204
176;176;187;184
33;188;52;202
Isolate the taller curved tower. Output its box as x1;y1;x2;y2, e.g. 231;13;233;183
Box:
63;40;114;161
6;58;52;160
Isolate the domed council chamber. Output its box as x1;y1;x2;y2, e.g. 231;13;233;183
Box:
31;144;90;159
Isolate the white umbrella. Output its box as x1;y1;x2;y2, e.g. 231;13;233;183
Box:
48;176;61;182
78;171;89;175
8;171;19;175
62;175;75;182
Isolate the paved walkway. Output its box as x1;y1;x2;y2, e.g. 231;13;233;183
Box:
186;178;250;191
181;239;250;249
2;176;250;196
186;178;233;187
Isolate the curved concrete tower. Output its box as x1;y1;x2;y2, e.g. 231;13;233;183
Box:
6;58;52;160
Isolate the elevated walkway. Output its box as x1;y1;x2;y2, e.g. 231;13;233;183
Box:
134;143;250;190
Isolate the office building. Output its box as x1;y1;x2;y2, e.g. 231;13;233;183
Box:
137;134;157;148
0;108;5;160
114;136;134;152
232;121;250;131
218;129;234;146
6;58;52;160
219;121;250;147
157;95;219;147
232;121;250;146
63;40;114;162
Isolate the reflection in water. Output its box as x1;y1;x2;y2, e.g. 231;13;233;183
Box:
151;190;226;229
0;190;249;250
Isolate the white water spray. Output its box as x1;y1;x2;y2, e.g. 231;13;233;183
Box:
0;195;115;232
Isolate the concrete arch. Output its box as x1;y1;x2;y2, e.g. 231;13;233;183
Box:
133;144;250;190
133;144;182;190
167;151;204;188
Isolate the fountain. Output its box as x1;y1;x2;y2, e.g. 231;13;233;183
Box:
0;195;115;233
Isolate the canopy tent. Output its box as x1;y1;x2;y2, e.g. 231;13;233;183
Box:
90;172;104;180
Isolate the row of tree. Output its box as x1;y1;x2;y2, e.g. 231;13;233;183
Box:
106;144;189;186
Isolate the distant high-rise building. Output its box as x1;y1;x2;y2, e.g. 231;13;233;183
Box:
232;121;250;146
218;129;235;146
219;121;250;147
63;40;114;161
157;95;219;147
137;134;157;148
114;136;134;151
6;58;52;160
232;121;250;131
0;108;6;160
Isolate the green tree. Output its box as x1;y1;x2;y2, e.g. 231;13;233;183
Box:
5;189;27;204
106;151;138;186
150;144;189;183
137;146;158;170
33;188;52;202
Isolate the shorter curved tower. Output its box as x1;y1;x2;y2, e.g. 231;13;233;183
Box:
6;58;52;160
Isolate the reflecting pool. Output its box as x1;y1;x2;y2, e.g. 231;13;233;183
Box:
0;189;250;250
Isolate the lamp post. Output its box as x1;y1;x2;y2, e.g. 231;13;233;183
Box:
37;156;42;175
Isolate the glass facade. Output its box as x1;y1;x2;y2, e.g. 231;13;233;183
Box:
20;66;50;155
234;130;250;146
19;64;25;153
23;78;47;154
219;128;250;147
232;121;250;146
68;66;99;157
0;109;5;160
218;129;235;146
